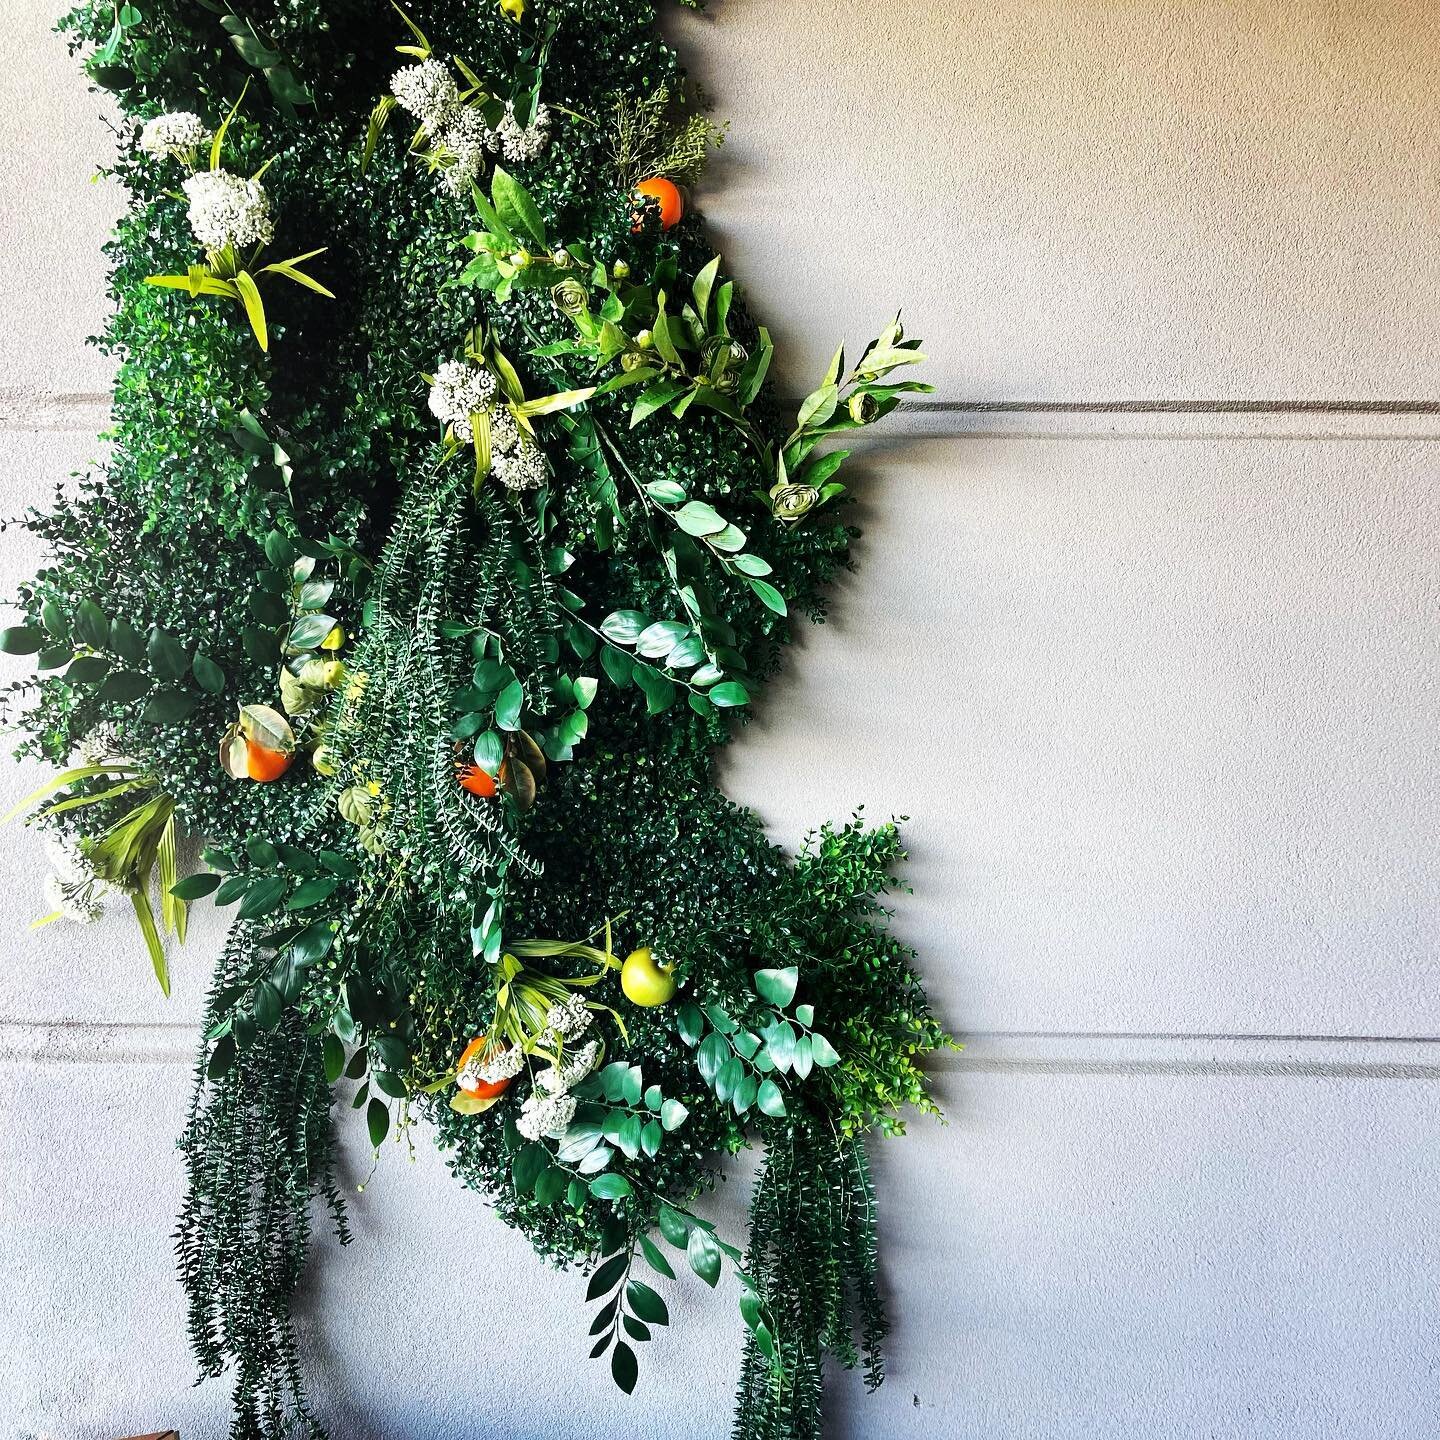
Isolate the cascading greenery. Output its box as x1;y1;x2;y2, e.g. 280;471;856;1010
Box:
5;0;949;1435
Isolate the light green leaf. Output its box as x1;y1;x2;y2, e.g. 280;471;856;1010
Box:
232;271;268;351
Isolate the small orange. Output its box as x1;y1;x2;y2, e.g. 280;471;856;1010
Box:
457;762;498;798
632;176;684;231
246;741;293;783
456;1036;512;1099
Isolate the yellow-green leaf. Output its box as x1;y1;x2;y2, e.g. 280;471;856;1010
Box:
233;270;268;351
515;387;596;418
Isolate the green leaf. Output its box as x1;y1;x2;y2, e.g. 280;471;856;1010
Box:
626;1279;669;1326
755;966;799;1008
374;1071;408;1100
809;1033;841;1067
323;1034;345;1084
660;1098;689;1131
253;980;283;1029
657;1203;690;1247
367;1097;390;1147
233;270;268;351
140;688;199;724
170;872;221;901
0;626;42;655
109;618;146;663
715;1056;743;1104
600;611;647;645
146;627;189;680
96;669;149;704
289;920;337;964
589;1172;633;1201
535;1165;568;1206
673;501;726;537
696;1031;728;1084
76;600;110;650
610;1340;638;1395
65;655;110;685
692;253;721;324
286;876;339;909
797;383;839;430
207;1036;236;1080
631;380;689;427
191;653;226;693
639;1233;675;1278
644;480;687;504
757;1078;787;1117
236;875;287;921
686;1227;722;1287
748;579;788;616
707;681;750;709
587;1252;629;1300
287;614;335;651
633;665;675;715
264;530;296;568
494;679;524;731
635;620;688;659
491;165;547;244
676;1003;704;1046
600;645;635;687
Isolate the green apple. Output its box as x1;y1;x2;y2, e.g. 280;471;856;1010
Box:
620;946;677;1007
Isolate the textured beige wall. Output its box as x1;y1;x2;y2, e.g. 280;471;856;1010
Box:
3;2;1438;1438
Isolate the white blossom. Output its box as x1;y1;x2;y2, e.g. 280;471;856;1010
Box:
545;993;593;1039
391;58;459;130
536;1039;600;1096
457;1041;524;1092
496;101;551;164
42;839;114;925
516;1088;577;1141
139;111;210;161
182;170;275;253
436;108;498;195
492;437;547;491
72;723;130;769
427;359;498;439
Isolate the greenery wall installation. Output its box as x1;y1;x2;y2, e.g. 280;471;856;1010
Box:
6;0;949;1434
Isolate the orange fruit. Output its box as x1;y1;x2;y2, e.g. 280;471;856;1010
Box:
456;1036;512;1099
246;741;293;783
457;762;498;798
632;176;684;231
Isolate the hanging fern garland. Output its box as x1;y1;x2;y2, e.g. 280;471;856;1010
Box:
5;0;950;1435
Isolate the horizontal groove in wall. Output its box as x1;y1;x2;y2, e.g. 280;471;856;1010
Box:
4;1019;1439;1079
8;389;1440;442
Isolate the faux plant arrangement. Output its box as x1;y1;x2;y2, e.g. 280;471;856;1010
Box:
5;1;948;1436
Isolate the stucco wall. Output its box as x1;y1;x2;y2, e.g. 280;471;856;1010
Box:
3;2;1437;1437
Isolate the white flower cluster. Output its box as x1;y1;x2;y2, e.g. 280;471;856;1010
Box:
427;359;498;440
42;833;115;926
72;723;128;769
139;111;210;161
496;101;551;164
391;58;459;131
490;410;547;491
536;1038;601;1097
436;108;498;195
516;1088;577;1141
182;171;275;253
546;994;594;1039
456;1040;525;1094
